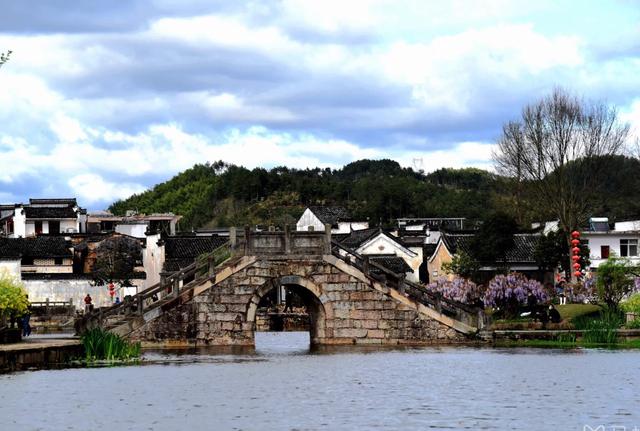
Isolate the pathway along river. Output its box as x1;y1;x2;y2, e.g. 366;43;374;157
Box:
1;332;640;430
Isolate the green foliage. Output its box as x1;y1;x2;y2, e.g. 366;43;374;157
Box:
108;156;640;231
596;257;638;310
534;229;590;273
469;211;518;263
442;251;480;281
91;236;143;286
574;309;623;345
0;270;29;326
81;328;141;361
620;293;640;314
626;318;640;329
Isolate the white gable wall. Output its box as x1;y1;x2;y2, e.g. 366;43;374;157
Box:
296;208;325;232
356;233;421;282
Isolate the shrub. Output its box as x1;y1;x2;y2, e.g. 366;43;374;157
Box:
621;293;640;314
426;276;484;305
596;257;637;310
483;273;548;318
0;270;29;327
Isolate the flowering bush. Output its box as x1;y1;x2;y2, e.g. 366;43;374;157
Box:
426;276;484;305
483;273;548;317
565;278;597;304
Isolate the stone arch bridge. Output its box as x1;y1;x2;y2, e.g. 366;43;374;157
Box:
79;227;484;346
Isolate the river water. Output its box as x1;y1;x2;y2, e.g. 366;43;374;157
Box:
1;332;639;431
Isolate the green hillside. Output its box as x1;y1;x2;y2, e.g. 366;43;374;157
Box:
108;156;640;231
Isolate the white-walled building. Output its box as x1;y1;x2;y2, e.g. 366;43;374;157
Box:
580;218;640;269
296;206;368;234
338;228;420;282
87;211;181;238
533;217;640;270
0;198;86;238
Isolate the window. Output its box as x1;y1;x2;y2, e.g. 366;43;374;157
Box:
21;257;34;265
54;257;63;265
601;245;610;259
620;239;638;257
49;220;60;234
35;221;43;234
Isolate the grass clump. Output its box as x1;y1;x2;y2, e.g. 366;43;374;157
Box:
573;309;623;345
81;328;141;362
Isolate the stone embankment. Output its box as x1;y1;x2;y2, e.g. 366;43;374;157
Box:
0;336;82;373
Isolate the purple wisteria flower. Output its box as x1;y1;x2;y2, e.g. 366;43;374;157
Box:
483;273;548;309
426;277;484;305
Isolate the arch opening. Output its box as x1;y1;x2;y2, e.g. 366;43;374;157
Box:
247;275;327;347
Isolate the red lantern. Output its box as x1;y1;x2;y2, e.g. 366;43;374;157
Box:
571;239;580;246
574;271;582;277
572;247;581;254
571;230;580;239
573;262;581;270
108;283;115;297
572;255;580;262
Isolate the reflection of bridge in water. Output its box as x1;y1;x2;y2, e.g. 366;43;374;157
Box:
78;226;486;346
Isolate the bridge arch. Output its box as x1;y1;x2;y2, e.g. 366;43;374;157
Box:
246;275;331;344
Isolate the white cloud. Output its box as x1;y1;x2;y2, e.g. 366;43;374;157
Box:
67;174;146;204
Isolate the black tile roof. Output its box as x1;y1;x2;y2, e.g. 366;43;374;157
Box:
29;198;77;206
0;237;72;259
338;228;413;252
163;236;228;272
308;206;352;226
441;232;541;263
24;206;77;219
338;227;380;248
423;243;437;258
0;239;22;259
369;255;412;274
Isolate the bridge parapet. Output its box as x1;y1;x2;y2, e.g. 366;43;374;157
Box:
231;224;332;257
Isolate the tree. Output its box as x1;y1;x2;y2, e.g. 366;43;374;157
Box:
596;257;639;310
0;50;11;68
494;88;629;279
442;251;480;281
469;211;519;265
534;229;590;274
0;270;29;329
91;236;143;287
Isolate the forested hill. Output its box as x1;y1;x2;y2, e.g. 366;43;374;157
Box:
108;157;640;231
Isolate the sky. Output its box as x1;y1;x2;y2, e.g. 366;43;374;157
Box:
0;0;639;209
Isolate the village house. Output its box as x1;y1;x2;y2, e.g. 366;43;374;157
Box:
336;227;420;282
87;210;181;238
142;232;228;288
427;230;543;283
0;198;86;238
579;217;640;270
296;206;368;234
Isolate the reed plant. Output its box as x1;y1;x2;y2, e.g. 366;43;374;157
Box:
81;328;141;361
574;309;623;345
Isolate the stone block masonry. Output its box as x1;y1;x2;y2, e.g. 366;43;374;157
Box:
128;256;471;347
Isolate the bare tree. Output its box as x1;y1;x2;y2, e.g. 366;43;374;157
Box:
0;50;11;68
494;88;629;278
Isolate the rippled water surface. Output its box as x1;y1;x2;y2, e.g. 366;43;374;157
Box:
2;332;640;430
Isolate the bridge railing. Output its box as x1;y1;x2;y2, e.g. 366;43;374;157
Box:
77;241;232;333
331;240;487;329
230;225;331;256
